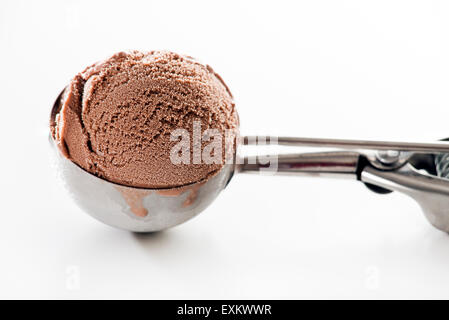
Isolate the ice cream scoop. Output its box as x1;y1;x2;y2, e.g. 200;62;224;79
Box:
50;51;239;231
50;51;449;233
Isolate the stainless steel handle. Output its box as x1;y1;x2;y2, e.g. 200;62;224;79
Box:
244;136;449;153
240;136;449;233
240;151;360;179
361;164;449;232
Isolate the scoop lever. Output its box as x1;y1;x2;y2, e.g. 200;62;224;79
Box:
241;136;449;233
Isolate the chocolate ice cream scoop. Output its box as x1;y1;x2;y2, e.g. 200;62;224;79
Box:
52;51;238;189
50;51;449;234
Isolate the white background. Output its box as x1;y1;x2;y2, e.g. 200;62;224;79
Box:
1;0;449;299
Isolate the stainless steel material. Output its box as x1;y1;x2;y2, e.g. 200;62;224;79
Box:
49;94;234;232
361;164;449;232
51;88;449;233
244;136;449;153
50;137;234;232
376;150;401;164
369;150;412;170
240;152;360;179
239;147;449;232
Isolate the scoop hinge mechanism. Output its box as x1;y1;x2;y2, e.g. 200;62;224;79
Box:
240;136;449;232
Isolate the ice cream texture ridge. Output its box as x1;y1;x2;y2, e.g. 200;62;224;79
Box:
51;50;239;189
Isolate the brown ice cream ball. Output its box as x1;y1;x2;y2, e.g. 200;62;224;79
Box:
52;51;239;188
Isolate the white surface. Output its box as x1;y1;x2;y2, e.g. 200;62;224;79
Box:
1;0;449;299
